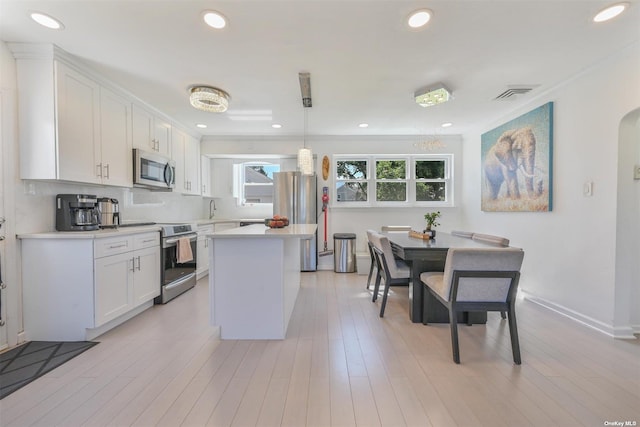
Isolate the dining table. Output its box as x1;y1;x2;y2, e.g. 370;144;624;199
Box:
381;231;501;324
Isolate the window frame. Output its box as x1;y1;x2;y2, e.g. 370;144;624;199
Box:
236;161;280;206
332;154;453;208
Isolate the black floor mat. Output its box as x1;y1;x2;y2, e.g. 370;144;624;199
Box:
0;341;98;399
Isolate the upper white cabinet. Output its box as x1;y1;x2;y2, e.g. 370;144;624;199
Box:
11;44;132;186
201;156;212;197
132;104;171;157
99;87;133;187
172;127;201;195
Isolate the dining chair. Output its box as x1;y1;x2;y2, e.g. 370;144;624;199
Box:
380;225;412;233
451;230;474;239
420;247;525;364
365;229;379;290
369;232;411;317
471;233;510;247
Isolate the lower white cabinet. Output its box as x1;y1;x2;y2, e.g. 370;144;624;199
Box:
94;232;160;326
196;224;214;279
21;230;160;341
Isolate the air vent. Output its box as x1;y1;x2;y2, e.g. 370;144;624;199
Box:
494;85;539;100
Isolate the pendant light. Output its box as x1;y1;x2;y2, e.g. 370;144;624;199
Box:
297;72;314;175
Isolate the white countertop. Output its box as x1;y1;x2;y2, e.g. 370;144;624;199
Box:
208;223;317;239
17;225;162;239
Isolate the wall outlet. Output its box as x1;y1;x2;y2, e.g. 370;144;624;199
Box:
634;165;640;180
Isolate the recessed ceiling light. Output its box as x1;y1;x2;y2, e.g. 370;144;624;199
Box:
203;11;227;29
441;122;453;128
30;12;64;30
358;123;369;128
272;124;282;129
593;2;628;22
407;9;432;29
196;123;207;129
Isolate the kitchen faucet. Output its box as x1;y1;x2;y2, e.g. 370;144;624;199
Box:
209;199;217;219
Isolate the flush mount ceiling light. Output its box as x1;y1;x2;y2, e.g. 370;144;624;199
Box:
196;123;207;129
407;9;433;28
30;12;64;29
593;2;629;22
415;83;452;107
189;86;230;113
203;10;227;29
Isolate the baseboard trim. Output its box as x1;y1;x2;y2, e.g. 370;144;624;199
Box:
521;291;637;340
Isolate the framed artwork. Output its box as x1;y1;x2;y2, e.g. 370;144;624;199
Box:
481;102;553;212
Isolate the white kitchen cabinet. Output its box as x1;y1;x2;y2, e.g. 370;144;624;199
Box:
196;224;214;279
132;104;172;157
99;86;133;186
211;158;234;197
94;232;160;327
20;230;161;341
55;61;101;184
95;251;133;326
172;127;201;195
10;46;132;186
201;156;212;197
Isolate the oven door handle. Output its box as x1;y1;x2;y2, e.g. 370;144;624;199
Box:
164;235;197;246
164;273;196;291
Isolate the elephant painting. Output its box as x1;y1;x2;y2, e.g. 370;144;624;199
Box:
484;126;538;200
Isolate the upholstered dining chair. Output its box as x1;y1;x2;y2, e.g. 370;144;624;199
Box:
380;225;412;233
472;233;510;247
420;247;525;364
369;232;411;317
451;230;474;239
365;229;379;290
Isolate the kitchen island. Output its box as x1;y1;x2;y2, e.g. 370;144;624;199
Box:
208;223;317;339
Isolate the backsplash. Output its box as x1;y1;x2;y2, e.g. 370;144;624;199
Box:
15;181;207;233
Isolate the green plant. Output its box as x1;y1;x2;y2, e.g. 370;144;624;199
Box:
424;211;441;229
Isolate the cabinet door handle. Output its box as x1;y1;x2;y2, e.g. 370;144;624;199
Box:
130;258;135;272
103;164;110;179
96;163;102;178
136;256;141;271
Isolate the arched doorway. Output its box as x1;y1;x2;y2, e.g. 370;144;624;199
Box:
614;107;640;338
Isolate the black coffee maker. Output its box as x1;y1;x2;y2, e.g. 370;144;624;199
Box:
56;194;100;231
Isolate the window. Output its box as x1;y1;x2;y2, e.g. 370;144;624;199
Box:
336;159;368;202
333;155;453;207
376;159;407;202
239;162;280;205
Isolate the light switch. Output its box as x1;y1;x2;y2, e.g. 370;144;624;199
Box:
583;181;593;197
634;165;640;180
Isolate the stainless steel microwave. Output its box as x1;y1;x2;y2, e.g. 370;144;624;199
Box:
133;149;176;190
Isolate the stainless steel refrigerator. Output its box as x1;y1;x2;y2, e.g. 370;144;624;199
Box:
273;171;317;271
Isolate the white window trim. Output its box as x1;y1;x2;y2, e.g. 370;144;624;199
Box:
332;154;454;208
234;161;280;207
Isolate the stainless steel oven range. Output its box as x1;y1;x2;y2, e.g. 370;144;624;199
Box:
155;223;197;304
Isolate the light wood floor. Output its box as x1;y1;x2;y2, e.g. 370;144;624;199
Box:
1;271;639;427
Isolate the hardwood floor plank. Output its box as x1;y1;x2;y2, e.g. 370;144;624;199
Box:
349;376;382;427
306;377;331;427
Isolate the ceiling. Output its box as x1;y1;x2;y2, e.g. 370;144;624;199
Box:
2;1;639;138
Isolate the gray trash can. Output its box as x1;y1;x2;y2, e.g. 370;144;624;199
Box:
334;233;356;273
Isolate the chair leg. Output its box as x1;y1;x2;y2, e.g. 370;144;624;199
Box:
507;308;521;365
500;311;506;319
372;273;382;302
379;280;391;317
449;308;460;364
366;263;374;289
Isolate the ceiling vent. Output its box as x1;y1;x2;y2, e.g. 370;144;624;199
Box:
494;85;539;101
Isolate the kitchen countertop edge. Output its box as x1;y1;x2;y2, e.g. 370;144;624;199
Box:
17;225;162;239
207;224;317;239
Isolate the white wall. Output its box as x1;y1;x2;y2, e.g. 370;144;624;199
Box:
202;135;465;256
461;42;640;337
